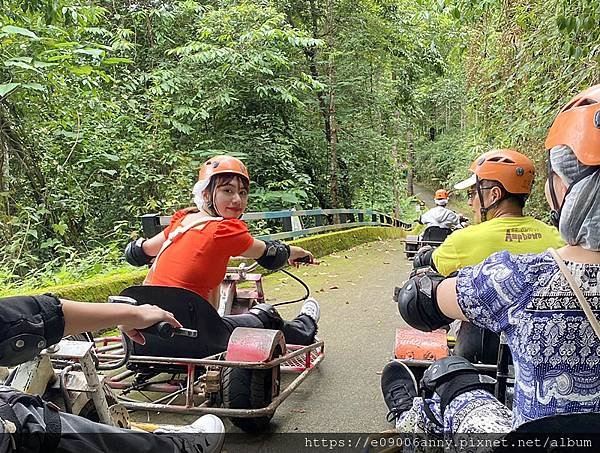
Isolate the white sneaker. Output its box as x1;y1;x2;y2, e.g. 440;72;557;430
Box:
155;414;225;453
300;297;320;324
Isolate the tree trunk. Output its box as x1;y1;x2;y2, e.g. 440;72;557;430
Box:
0;105;52;229
391;110;401;218
325;0;340;211
406;129;414;196
391;141;400;218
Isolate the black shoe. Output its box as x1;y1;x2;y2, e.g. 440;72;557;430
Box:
381;360;418;423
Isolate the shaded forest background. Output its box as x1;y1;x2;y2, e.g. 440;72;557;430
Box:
1;0;599;290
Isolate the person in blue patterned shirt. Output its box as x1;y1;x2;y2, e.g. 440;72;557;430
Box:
382;84;600;450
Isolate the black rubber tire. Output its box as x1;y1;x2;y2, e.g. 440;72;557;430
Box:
405;243;419;259
78;387;120;423
221;349;281;432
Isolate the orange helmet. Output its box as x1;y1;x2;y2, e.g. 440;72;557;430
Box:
434;189;449;200
454;149;535;195
545;84;600;165
198;155;250;183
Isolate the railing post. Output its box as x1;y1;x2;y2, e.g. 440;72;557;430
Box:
358;212;364;223
141;214;161;238
282;216;292;232
315;214;324;226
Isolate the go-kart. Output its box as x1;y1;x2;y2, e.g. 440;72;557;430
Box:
403;225;454;260
94;261;324;432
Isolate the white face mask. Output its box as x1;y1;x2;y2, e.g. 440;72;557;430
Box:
551;145;600;251
192;179;211;212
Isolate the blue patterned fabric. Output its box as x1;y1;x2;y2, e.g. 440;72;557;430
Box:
456;250;600;429
396;390;512;453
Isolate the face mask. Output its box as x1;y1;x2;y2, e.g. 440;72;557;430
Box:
547;159;598;227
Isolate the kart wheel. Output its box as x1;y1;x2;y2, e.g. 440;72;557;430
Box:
78;388;118;423
49;383;127;427
221;347;281;432
405;243;418;259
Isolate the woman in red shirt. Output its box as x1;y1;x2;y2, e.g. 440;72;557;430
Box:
125;155;319;345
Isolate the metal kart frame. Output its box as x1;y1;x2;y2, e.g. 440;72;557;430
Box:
97;330;324;419
218;261;264;316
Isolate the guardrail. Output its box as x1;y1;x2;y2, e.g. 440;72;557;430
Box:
141;208;412;241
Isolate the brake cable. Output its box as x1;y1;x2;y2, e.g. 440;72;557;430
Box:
271;268;311;307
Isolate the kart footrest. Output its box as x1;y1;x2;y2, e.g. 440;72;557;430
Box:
394;327;449;361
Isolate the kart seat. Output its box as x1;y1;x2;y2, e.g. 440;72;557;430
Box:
421;226;453;245
120;286;230;370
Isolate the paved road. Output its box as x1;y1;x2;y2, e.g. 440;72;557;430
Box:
224;238;412;450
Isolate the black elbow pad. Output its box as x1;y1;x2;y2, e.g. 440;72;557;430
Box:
256;240;290;270
393;271;452;332
125;238;153;266
0;294;64;366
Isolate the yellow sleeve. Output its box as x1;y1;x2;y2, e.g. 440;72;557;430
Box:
432;235;461;276
549;225;566;248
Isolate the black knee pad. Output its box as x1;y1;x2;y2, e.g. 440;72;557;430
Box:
249;304;284;330
421;356;496;419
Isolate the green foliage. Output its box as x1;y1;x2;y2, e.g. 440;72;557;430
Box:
0;0;460;291
411;0;600;221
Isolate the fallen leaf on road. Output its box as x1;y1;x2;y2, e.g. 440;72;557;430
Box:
290;409;306;413
345;301;350;304
329;285;339;290
383;261;390;264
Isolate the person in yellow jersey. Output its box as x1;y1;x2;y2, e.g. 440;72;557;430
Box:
412;148;564;361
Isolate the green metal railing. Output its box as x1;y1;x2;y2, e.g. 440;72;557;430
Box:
141;208;411;240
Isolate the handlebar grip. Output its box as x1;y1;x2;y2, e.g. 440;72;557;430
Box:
294;255;313;264
141;322;198;339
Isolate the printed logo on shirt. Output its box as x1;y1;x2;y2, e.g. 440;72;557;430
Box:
504;227;543;243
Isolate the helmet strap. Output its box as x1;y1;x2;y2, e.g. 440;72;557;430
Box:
201;177;221;217
547;159;562;228
476;177;503;222
210;184;223;217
